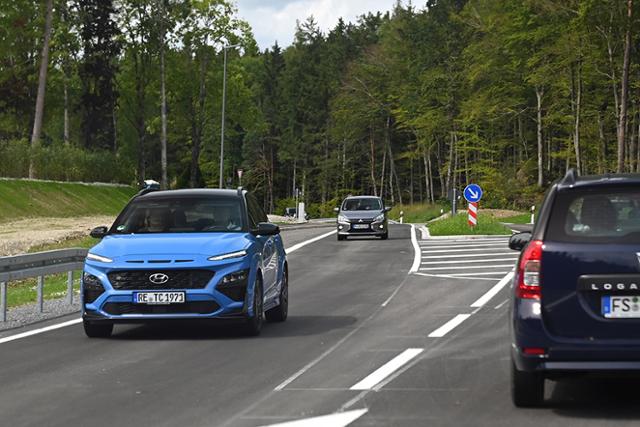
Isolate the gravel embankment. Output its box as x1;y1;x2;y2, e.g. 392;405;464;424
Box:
0;296;81;332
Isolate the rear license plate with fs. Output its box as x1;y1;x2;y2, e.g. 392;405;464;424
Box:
602;296;640;318
134;291;185;305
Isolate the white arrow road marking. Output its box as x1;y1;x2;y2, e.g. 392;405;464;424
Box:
470;271;514;308
350;348;424;390
259;409;368;427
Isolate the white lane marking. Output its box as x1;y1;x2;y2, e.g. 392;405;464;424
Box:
445;272;510;276
409;224;420;273
286;230;337;254
350;348;424;391
419;264;514;271
495;299;509;310
420;257;517;265
421;248;512;254
421;237;509;242
428;314;471;338
413;272;502;281
419;243;508;249
470;271;514;308
259;409;368;427
419;225;430;239
421;252;516;259
0;318;82;345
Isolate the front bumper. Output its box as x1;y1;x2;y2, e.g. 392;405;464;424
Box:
337;221;387;236
82;259;254;322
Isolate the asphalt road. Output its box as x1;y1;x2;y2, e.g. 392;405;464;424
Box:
1;225;640;426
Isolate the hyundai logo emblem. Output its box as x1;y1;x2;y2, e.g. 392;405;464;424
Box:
149;273;169;284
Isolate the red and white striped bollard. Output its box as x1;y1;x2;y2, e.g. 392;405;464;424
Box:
468;202;478;227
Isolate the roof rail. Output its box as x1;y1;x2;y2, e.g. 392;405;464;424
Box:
237;186;244;196
561;168;578;186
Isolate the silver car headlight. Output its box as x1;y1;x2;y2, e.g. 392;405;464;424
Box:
374;213;385;222
337;215;350;223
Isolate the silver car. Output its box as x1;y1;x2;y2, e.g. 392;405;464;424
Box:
335;196;390;241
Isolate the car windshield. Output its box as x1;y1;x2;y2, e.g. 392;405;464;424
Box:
547;189;640;243
110;197;245;234
342;198;382;211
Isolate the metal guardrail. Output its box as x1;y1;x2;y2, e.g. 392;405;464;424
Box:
0;249;87;322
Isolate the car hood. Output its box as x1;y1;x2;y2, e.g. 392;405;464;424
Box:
89;233;252;259
340;210;383;220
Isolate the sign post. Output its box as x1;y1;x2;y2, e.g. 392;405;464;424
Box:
463;184;483;227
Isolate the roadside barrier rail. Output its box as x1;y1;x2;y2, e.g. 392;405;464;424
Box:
0;249;87;322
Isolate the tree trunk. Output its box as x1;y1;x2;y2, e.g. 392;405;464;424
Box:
446;127;455;196
63;80;70;145
190;55;208;188
409;157;414;205
369;124;377;196
618;0;633;173
423;151;430;203
571;61;582;174
29;0;54;178
536;87;544;185
159;0;168;189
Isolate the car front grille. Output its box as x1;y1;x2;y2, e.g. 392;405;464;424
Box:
102;301;220;315
107;270;214;290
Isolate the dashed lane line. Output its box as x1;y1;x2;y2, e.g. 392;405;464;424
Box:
427;314;471;338
350;348;424;391
259;409;368;427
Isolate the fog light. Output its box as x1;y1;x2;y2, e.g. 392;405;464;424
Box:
338;225;343;230
379;224;384;229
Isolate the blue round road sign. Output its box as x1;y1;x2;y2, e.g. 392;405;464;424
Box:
463;184;483;203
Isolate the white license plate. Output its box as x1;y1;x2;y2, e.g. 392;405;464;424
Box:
602;296;640;318
353;224;369;229
134;291;185;305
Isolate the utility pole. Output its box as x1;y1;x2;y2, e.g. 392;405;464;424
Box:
219;44;240;188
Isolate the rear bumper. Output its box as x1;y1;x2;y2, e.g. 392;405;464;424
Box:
512;299;640;374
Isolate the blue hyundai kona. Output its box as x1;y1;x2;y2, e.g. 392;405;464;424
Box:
81;188;288;338
509;170;640;406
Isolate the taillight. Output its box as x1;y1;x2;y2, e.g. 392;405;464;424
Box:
516;240;543;300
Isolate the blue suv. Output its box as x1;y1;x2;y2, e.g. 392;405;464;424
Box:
509;170;640;406
82;188;288;338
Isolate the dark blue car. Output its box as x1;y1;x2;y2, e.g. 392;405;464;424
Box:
509;170;640;406
82;188;288;338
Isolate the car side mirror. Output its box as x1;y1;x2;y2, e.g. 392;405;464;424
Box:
509;232;532;251
253;222;280;236
384;207;392;213
333;207;340;213
90;226;108;239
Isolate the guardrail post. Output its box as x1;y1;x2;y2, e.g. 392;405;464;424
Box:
67;271;74;305
37;275;44;313
1;282;6;322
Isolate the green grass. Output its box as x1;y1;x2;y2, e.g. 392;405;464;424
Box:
6;274;81;308
428;213;512;236
389;203;445;223
500;212;534;224
0;178;136;223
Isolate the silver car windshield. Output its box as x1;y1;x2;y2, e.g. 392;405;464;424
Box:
341;198;382;211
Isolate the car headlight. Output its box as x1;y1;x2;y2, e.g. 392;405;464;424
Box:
86;253;113;263
221;269;249;285
337;215;349;223
374;213;385;222
208;250;247;261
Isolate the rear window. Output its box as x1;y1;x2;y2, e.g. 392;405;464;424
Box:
341;198;382;211
547;189;640;243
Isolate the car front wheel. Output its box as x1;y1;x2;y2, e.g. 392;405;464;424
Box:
244;276;264;336
511;361;544;407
